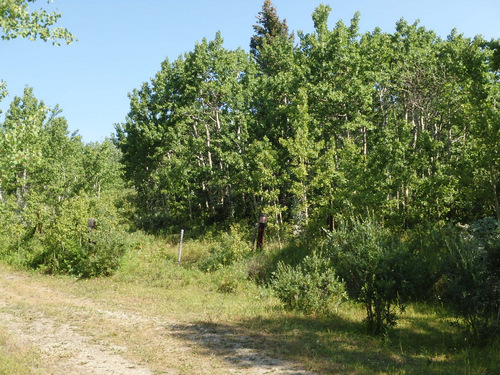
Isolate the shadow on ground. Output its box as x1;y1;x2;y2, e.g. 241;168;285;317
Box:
168;311;477;374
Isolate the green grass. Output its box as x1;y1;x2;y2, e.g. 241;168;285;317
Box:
108;232;500;374
235;304;499;374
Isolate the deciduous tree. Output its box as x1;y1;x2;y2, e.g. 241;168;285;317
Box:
0;0;75;45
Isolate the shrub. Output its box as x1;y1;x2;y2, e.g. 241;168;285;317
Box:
405;223;460;300
199;225;251;272
247;241;310;285
439;219;500;341
271;252;347;315
324;218;422;335
16;192;132;278
213;262;249;294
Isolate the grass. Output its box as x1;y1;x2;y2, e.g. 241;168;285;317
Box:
1;231;499;374
116;233;500;374
237;306;498;374
0;327;43;375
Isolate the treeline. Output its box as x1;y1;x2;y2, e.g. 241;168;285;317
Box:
116;4;500;234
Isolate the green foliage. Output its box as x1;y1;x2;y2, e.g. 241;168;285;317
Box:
439;219;500;341
12;193;132;278
199;225;252;272
324;217;423;334
116;3;500;237
116;32;257;229
271;252;347;315
0;87;129;278
405;219;500;341
212;262;249;294
250;0;294;73
0;0;76;45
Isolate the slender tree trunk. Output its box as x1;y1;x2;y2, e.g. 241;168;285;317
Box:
489;164;500;222
362;126;367;157
303;183;309;226
187;186;193;222
274;200;282;250
204;122;213;170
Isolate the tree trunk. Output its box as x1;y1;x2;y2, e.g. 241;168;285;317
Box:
204;122;213;170
489;164;500;222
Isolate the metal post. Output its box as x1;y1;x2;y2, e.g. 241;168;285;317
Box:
177;229;184;264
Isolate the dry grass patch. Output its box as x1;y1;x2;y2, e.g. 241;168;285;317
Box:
0;326;44;375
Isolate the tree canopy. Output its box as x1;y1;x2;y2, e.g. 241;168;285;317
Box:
115;3;499;235
0;0;75;45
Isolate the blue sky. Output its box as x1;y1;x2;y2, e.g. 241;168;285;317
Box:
1;0;499;143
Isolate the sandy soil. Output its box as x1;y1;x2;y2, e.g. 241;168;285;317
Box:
0;269;314;374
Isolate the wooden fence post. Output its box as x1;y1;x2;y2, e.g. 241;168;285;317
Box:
256;214;267;249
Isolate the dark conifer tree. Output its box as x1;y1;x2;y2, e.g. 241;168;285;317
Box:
250;0;293;73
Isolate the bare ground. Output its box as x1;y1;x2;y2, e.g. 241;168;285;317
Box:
0;267;314;374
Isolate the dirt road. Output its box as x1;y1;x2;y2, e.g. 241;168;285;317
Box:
0;266;313;374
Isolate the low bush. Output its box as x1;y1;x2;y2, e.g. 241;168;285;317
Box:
271;252;347;315
439;219;500;342
2;192;133;278
247;240;311;285
199;225;252;272
213;262;249;294
323;217;423;335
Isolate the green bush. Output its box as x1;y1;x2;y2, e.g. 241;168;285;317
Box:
271;252;347;315
439;219;500;341
324;218;423;335
0;196;24;262
7;192;133;278
199;225;252;272
405;223;460;300
246;241;310;285
213;262;249;294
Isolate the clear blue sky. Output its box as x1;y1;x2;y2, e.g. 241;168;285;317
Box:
1;0;499;143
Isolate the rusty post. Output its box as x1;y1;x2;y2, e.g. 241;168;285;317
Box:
327;214;334;232
256;213;267;249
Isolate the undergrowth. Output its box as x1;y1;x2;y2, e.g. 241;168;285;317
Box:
1;218;499;374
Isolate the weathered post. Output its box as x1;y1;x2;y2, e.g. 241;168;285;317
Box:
88;218;97;230
256;213;267;249
177;229;184;264
88;218;97;245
